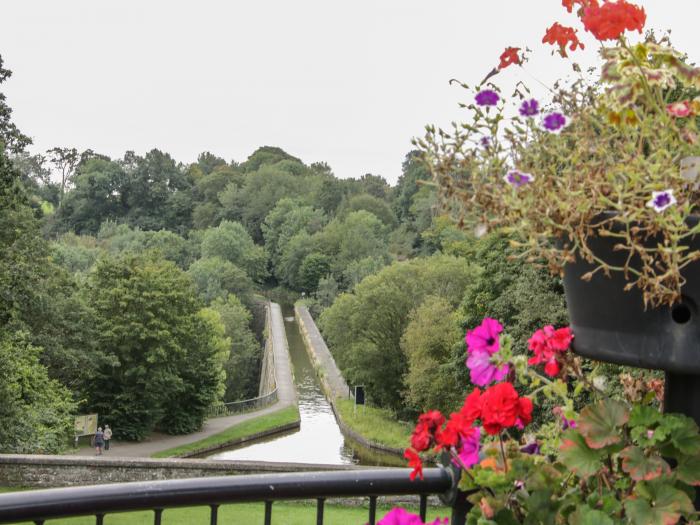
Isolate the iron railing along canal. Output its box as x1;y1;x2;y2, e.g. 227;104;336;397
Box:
207;388;279;418
0;467;471;525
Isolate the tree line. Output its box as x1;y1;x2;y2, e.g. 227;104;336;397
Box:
1;51;574;452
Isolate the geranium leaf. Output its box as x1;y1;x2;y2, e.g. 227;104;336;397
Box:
668;415;700;456
577;399;629;449
625;482;694;525
675;455;700;486
620;446;670;481
559;429;605;479
569;505;615;525
629;405;662;427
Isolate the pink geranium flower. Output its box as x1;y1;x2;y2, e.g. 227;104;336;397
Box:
378;508;448;525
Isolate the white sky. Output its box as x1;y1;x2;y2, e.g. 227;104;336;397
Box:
1;1;698;183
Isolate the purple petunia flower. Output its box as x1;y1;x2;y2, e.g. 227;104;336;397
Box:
519;98;540;117
520;442;541;455
503;170;535;187
466;318;502;354
454;427;481;468
466;350;510;387
646;189;676;213
475;89;500;106
541;111;569;133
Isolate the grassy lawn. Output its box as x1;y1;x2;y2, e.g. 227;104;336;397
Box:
1;500;450;524
335;399;411;450
152;405;300;458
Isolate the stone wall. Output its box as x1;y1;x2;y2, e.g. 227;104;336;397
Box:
0;454;360;488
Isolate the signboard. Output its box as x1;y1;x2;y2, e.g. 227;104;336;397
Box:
74;414;98;437
354;386;365;406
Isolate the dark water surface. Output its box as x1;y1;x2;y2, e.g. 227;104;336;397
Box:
208;305;360;464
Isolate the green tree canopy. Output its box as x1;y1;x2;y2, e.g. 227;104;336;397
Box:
188;256;254;305
320;254;476;413
210;296;262;401
85;254;227;440
200;220;268;282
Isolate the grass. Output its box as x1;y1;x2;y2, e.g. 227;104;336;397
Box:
152;405;300;458
335;399;411;450
0;496;450;524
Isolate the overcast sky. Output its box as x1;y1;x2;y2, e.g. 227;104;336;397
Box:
2;1;698;184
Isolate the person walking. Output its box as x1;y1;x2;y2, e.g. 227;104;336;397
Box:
94;427;105;455
103;425;112;451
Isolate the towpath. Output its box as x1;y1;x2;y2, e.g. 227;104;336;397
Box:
72;303;296;458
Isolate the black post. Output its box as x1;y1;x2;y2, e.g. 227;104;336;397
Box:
664;373;700;426
664;372;700;509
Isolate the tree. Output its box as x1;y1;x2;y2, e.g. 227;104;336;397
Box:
85;254;227;440
320;255;476;413
0;332;75;454
160;307;229;434
219;165;309;241
240;146;301;172
53;158;127;234
200;220;268;282
210;296;261;401
188;257;254;305
402;296;464;414
339;193;398;228
298;253;331;293
47;146;79;204
262;198;325;272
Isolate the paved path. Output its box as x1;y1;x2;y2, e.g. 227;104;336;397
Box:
72;302;296;458
296;305;349;399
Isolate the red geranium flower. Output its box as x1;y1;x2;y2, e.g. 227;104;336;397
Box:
562;0;598;14
542;22;585;57
404;448;423;481
460;387;483;422
479;382;533;435
581;0;646;41
499;47;522;70
528;325;573;377
410;410;445;452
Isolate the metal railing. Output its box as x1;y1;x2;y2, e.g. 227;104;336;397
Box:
0;467;471;525
207;388;279;418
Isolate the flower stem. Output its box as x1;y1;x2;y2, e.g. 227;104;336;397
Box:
499;434;509;474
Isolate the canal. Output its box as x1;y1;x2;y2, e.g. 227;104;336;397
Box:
208;305;400;465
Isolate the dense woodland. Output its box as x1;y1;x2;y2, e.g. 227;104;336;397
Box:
0;54;571;452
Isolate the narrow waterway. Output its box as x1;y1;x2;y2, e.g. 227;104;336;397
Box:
208;305;358;464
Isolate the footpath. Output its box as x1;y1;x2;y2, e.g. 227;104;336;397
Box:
73;303;297;458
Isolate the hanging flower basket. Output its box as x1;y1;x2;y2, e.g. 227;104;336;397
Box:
562;214;700;372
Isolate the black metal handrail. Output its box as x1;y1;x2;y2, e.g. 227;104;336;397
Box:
0;467;470;525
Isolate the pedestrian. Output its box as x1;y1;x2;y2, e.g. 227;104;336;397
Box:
94;426;105;455
103;424;112;451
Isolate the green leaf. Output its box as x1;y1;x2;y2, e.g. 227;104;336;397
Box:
619;446;670;481
577;399;629;449
629;405;663;427
668;415;700;456
568;505;614;525
559;429;605;479
625;482;694;525
675;454;700;486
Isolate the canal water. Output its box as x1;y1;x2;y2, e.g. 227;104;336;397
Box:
208;305;364;465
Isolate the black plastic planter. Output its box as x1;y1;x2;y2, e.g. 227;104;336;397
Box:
562;218;700;374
